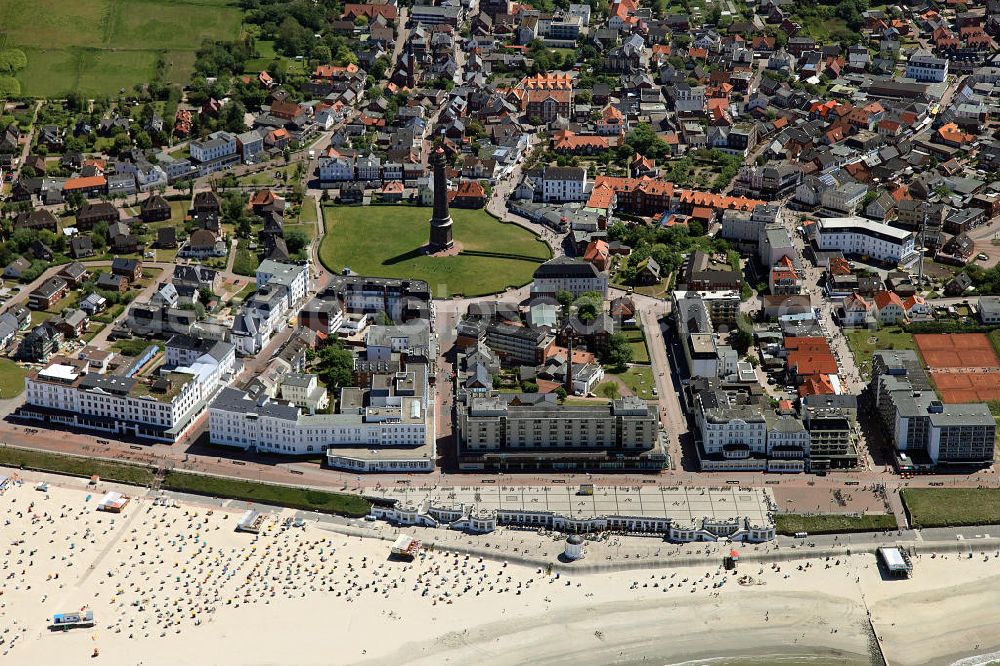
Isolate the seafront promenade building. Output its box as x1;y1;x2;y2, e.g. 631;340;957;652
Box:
871;350;995;468
208;360;434;471
456;395;664;471
19;338;235;442
367;485;776;542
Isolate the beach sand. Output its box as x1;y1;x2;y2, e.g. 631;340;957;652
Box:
1;472;999;666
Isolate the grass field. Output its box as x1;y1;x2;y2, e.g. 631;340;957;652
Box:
111;339;161;357
621;326;649;364
162;471;371;517
0;358;27;399
902;488;1000;528
1;0;242;97
774;513;898;536
845;326;916;378
602;365;655;400
232;246;260;277
0;446;155;485
319;205;550;298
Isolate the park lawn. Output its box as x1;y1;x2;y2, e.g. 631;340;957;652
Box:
774;513;897;536
0;358;28;399
902;488;1000;528
845;326;916;378
621;326;650;364
162;471;371;517
320;205;550;298
0;446;155;485
604;365;655;400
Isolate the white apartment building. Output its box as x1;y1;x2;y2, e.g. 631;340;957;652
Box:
672;84;706;114
531;257;608;298
816;217;918;265
231;286;288;355
905;49;948;83
256;260;308;308
190;131;237;163
278;373;329;414
694;392;767;457
236;130;264;164
542;166;588;202
165;334;237;395
318;155;355;182
356;154;382;182
820;181;868;214
20;340;234;442
210;363;430;455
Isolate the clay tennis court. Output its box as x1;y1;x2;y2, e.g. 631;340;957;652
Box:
914;333;1000;402
931;372;1000;403
913;333;1000;369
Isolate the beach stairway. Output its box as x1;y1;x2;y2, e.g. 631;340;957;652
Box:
151;466;169;492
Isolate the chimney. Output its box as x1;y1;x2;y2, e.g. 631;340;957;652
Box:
565;334;574;393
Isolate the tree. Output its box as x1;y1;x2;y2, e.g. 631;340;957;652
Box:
315;340;355;391
285;229;309;255
730;329;754;355
555;386;568;403
556;290;575;309
605;333;633;369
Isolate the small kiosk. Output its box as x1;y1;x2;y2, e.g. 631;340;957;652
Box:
564;534;585;561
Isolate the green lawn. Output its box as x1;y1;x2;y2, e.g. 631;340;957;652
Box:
902;488;1000;528
31;310;56;326
319;205;550;298
0;446;155;485
111;339;161;357
162;471;371;517
299;196;318;225
774;513;897;536
81;321;106;343
232;246;260;277
0;358;28;399
602;365;655;400
3;0;242;96
845;326;917;378
621;326;649;364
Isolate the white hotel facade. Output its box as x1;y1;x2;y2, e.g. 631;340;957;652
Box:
209;363;431;456
20;338;235;441
816;217;918;266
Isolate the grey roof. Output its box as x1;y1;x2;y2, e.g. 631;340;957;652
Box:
211;386;300;420
166;334;233;362
533;257;602;280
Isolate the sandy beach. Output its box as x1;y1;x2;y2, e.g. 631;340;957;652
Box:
2;470;1000;666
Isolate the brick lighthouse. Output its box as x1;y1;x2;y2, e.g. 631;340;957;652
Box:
428;147;454;251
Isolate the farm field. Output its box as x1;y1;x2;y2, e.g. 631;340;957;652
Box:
319;205;550;298
0;0;243;97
